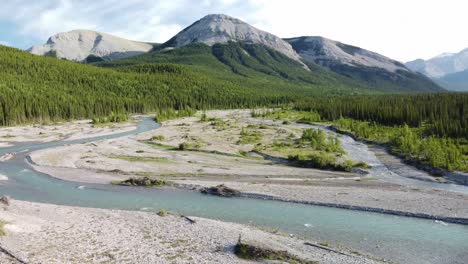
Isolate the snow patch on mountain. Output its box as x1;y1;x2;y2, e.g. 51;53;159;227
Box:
29;30;153;62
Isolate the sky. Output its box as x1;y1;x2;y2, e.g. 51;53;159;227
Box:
0;0;467;62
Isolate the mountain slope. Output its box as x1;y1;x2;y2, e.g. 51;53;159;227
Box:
98;41;369;95
406;48;468;78
436;69;468;91
29;30;154;62
285;36;443;92
161;14;304;65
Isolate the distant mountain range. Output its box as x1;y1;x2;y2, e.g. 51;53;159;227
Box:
28;14;443;93
406;48;468;91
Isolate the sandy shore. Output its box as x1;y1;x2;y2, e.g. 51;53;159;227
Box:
0;200;378;263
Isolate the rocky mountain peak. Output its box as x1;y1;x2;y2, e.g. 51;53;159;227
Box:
164;14;304;64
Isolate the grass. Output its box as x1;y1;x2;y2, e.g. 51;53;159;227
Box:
318;242;331;247
109;155;169;163
353;161;372;169
142;141;177;150
238;128;264;145
150;135;166;141
0;220;7;236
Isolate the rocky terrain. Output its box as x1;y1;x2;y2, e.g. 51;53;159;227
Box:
286;36;408;73
29;30;153;62
163;14;303;63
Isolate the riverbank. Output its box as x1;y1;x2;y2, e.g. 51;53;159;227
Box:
172;180;468;224
25;110;468;223
0;199;379;263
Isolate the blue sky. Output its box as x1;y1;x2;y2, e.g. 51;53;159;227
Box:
1;0;467;61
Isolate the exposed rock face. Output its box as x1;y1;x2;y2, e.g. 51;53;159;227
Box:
28;30;153;62
285;36;408;73
164;14;303;63
406;48;468;78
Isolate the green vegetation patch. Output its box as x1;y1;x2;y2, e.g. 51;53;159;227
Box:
238;128;264;145
335;119;467;172
92;113;128;125
109;155;169;163
154;108;196;122
150;135;166;141
0;220;6;236
157;209;167;217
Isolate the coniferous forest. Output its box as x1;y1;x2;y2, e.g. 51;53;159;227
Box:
0;43;467;172
0;45;308;126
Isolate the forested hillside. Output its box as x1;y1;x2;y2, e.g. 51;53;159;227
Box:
98;42;368;94
0;45;361;126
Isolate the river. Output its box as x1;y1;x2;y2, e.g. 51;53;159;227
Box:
0;118;467;264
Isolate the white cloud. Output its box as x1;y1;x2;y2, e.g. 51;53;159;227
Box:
0;0;258;44
0;41;10;46
1;0;467;61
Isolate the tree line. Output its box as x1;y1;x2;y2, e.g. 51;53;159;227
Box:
294;93;468;138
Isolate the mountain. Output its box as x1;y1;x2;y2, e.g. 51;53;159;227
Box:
436;69;468;91
285;36;443;92
406;48;468;78
28;30;154;63
161;14;304;66
27;14;442;93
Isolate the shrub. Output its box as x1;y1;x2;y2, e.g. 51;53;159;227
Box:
150;135;165;141
342;159;354;172
178;142;188;151
157;209;167;217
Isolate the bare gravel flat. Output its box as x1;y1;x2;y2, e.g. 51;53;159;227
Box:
0;200;379;263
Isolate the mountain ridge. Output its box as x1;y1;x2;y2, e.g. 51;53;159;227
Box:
406;48;468;78
28;30;154;62
285;36;442;92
